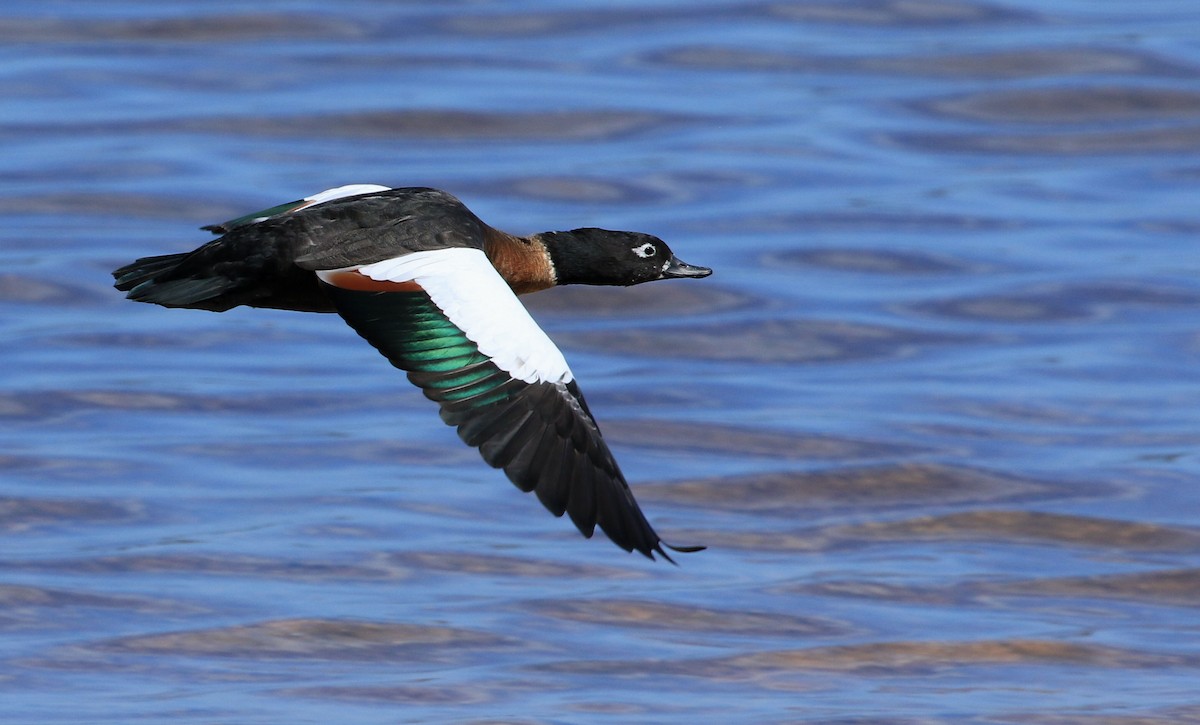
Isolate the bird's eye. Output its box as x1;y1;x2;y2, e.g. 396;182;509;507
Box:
632;243;657;258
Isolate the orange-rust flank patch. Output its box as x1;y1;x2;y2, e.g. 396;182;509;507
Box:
483;226;556;295
323;270;424;293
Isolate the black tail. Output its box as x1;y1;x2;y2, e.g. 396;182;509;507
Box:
113;239;334;313
113;253;188;292
112;251;242;311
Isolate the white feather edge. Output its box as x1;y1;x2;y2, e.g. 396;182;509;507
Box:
317;249;574;386
295;184;391;213
304;184;391;205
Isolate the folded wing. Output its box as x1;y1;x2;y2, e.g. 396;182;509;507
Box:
202;184;392;234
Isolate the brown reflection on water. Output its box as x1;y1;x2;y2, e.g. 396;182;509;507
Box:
0;390;196;421
920;87;1200;125
0;451;140;483
763;0;1029;26
281;684;499;706
0;584;187;631
93;618;507;660
0;13;361;43
602;419;916;461
797;580;974;606
436;4;740;37
466;168;759;206
1;496;142;532
642;463;1054;513
799;567;1200;610
0;191;225;222
699;210;1016;234
172;439;470;468
524;282;753;319
0;274;104;305
60;325;315;351
711;509;1200;556
948;398;1123;428
558;318;965;364
892;125;1200;156
709;640;1191;675
16;553;399;582
483;175;667;204
870;47;1188;79
766;247;971;275
526;598;847;637
387;551;643;580
543;639;1188;679
1004;706;1200;725
843;510;1200;551
427;0;1023;38
178;109;686;141
1004;568;1200;608
653;45;1177;80
0;388;400;424
910;281;1200;323
647;46;831;74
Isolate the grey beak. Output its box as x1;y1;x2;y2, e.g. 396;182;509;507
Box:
662;255;712;279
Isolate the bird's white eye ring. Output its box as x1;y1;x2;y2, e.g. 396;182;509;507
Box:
632;243;656;258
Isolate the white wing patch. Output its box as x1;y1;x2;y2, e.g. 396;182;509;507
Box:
297;184;391;212
318;249;573;385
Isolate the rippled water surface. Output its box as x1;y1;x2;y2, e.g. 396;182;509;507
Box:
4;1;1200;723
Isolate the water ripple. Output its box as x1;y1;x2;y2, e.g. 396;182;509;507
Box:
642;463;1059;514
525;598;848;637
92;618;508;660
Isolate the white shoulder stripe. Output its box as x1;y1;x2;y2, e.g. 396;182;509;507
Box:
295;184;391;214
321;249;573;385
304;184;391;205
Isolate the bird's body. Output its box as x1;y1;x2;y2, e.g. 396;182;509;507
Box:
113;185;710;561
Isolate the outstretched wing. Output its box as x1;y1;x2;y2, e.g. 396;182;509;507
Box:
316;248;698;561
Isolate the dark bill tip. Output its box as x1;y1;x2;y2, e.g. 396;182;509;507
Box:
662;255;713;279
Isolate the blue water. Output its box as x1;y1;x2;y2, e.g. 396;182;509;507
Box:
4;1;1200;722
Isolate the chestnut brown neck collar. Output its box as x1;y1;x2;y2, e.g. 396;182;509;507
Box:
481;226;557;296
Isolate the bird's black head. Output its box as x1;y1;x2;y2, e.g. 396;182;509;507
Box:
538;228;712;287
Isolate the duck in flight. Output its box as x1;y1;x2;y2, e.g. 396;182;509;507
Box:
113;185;711;562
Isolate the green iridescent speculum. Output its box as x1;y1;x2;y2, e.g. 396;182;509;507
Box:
386;292;515;409
388;294;484;363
